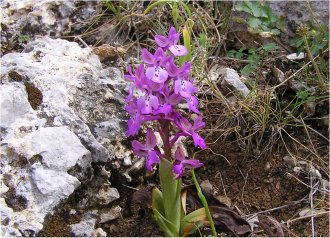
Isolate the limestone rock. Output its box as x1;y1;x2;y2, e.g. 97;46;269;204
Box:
209;65;250;98
0;37;129;236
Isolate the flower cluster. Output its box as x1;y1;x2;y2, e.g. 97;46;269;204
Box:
124;27;206;179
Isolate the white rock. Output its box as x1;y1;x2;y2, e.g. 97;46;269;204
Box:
286;52;305;61
70;218;97;237
0;83;34;128
0;36;130;236
209;65;250;97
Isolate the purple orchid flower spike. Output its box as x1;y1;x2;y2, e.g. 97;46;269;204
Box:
132;129;160;171
172;146;203;179
155;26;188;56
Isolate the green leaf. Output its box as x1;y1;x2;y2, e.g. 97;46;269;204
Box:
172;2;179;26
270;28;281;35
261;43;278;52
152;187;165;216
248;17;262;29
159;159;182;236
180;208;207;236
235;1;253;14
249;2;263;17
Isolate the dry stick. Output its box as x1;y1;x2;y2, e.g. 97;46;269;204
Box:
286;210;329;225
309;168;316;238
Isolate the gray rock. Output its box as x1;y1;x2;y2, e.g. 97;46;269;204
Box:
70;218;97;237
209;65;250;97
269;1;329;25
0;0;99;39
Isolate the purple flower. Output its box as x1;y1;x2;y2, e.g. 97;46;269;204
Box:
174;114;207;149
132;129;160;171
142;48;169;83
137;93;159;114
125;99;143;136
172;146;203;179
174;78;198;98
155;26;188;56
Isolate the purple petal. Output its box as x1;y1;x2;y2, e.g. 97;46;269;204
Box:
168;92;182;105
155;35;169;48
147;66;168;83
142;48;155;64
172;163;184;179
187;96;200;114
132;140;147;156
179;62;191;77
169;45;187;56
166;60;179;77
175;146;185;161
140;94;159;114
154;104;172;116
127;117;140;136
192;132;207;149
148;80;164;91
181;159;203;169
146;150;160;171
193;116;205;131
174;79;194;98
154;48;165;62
125;86;134;102
146;128;157;149
168;27;179;44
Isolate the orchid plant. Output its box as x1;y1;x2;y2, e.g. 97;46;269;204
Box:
124;26;215;237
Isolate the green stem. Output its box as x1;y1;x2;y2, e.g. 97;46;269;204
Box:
191;169;217;237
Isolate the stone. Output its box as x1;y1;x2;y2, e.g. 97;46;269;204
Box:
269;1;329;25
286;52;306;61
200;180;213;194
0;37;130;236
99;206;122;223
70;218;97;237
209;65;250;97
92;228;107;237
95;184;120;206
216;195;232;207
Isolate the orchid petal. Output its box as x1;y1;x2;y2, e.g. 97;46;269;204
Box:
146;150;160;171
172;163;184;179
155;35;169;47
192;132;207;149
168;92;182;105
175;146;186;161
181;159;203;169
146;128;157;148
166;60;179;77
169;45;187;56
142;48;155;65
193;116;205;131
187;96;200;114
